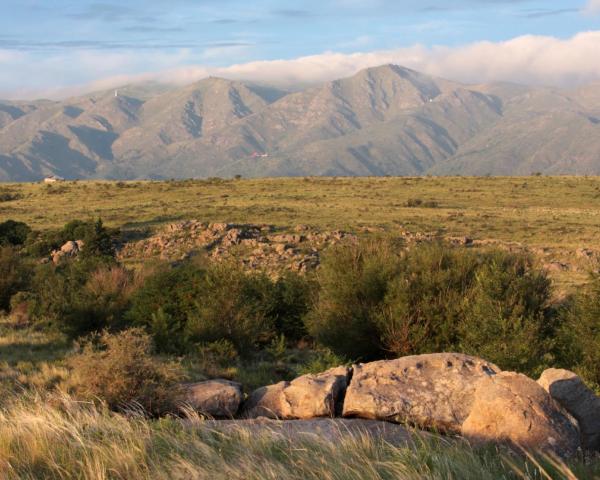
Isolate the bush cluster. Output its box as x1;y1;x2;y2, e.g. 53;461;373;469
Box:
308;240;558;376
3;217;600;401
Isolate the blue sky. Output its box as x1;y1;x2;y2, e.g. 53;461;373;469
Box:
0;0;599;98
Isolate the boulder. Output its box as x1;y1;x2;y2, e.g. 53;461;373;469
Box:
243;366;349;420
538;368;600;451
60;240;79;254
342;353;498;433
462;372;579;457
180;379;243;418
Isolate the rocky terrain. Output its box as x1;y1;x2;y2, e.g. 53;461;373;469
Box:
112;220;600;280
2;65;600;181
118;221;357;273
177;353;600;458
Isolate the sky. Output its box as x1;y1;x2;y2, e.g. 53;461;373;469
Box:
1;0;600;99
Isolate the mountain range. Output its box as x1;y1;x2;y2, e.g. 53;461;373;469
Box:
1;64;599;181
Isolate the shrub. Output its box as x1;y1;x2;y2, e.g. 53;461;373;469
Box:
458;252;556;375
129;261;303;356
308;239;557;373
0;191;22;202
0;220;31;246
24;218;117;259
30;259;128;336
68;329;182;415
377;243;481;357
80;219;115;260
305;238;404;360
405;198;423;207
126;263;207;353
0;247;32;312
185;262;276;356
266;272;314;341
564;275;600;387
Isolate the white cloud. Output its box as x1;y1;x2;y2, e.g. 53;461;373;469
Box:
3;31;600;99
584;0;600;14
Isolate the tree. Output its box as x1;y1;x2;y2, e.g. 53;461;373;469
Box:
80;218;115;260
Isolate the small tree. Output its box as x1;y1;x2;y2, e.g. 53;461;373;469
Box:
80;218;115;259
185;262;276;356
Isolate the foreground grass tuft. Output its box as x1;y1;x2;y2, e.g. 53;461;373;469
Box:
0;394;598;479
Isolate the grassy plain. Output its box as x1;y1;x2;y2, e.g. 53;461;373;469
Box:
2;175;599;290
3;176;600;479
1;176;598;247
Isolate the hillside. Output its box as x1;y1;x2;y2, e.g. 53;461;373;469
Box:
1;65;600;181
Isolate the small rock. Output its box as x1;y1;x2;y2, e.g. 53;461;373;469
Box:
180;379;243;418
243;366;349;420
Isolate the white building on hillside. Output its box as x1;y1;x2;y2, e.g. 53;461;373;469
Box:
43;175;64;184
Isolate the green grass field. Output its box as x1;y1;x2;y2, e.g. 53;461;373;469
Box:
3;176;599;290
2;176;599;247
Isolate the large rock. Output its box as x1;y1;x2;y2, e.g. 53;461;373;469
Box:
342;353;498;432
462;372;580;457
243;366;349;419
538;368;600;451
60;240;79;254
180;379;243;418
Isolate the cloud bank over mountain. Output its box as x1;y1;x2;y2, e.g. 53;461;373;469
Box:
2;31;600;100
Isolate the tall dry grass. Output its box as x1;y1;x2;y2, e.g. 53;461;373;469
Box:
0;392;596;480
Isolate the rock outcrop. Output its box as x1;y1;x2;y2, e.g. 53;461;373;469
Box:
176;354;586;457
180;379;243;418
342;353;498;433
462;372;580;457
539;368;600;451
243;366;350;420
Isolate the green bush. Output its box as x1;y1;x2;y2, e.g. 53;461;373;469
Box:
305;239;404;360
308;239;557;374
377;243;481;357
30;258;125;336
184;262;276;356
129;261;309;356
0;220;31;246
126;263;206;353
458;252;556;375
0;247;32;312
265;272;314;341
80;219;115;260
24;218;117;259
68;329;182;415
564;275;600;387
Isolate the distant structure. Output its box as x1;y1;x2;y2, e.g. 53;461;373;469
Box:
114;90;118;98
251;152;269;158
43;175;64;184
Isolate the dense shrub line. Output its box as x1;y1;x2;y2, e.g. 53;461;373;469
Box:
1;218;600;389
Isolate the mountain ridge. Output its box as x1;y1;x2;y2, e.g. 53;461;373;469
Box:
1;64;599;181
